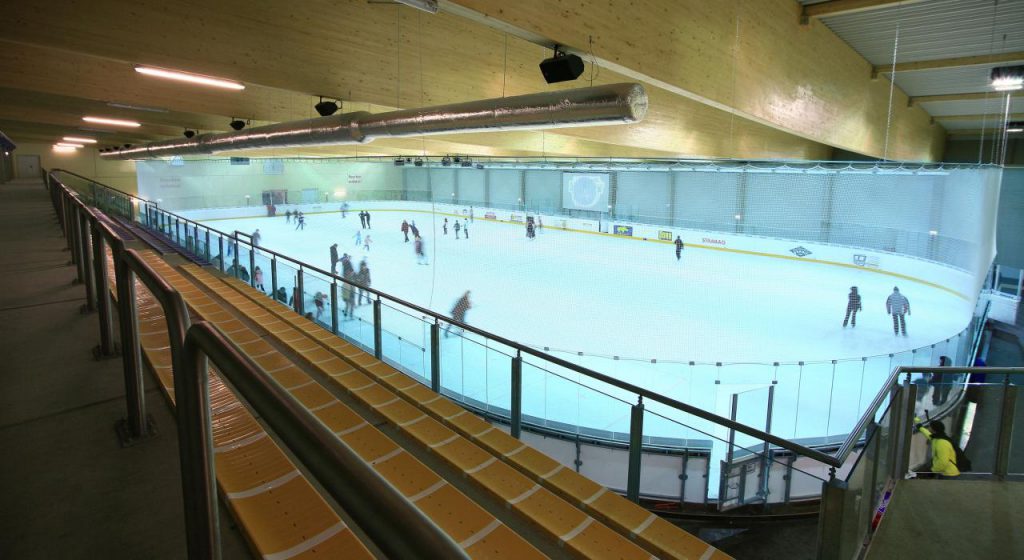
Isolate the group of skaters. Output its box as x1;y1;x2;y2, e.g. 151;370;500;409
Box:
441;217;470;239
284;210;306;229
328;242;373;321
843;285;912;336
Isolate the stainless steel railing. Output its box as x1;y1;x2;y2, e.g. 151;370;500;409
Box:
47;172;468;560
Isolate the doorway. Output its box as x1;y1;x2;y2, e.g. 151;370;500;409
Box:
16;155;41;179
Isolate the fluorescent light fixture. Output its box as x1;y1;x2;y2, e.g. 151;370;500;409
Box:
135;66;245;90
53;145;77;153
929;230;939;236
734;214;742;220
1008;127;1023;133
57;142;85;148
106;102;168;113
83;116;141;128
1007;122;1024;133
990;66;1024;90
63;136;97;144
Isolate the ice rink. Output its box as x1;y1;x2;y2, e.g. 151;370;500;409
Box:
196;206;975;442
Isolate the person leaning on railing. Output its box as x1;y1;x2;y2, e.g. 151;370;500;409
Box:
914;418;961;479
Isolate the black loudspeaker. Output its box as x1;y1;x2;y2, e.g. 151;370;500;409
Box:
539;52;584;84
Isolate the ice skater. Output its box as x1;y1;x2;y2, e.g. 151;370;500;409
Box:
463;219;469;239
353;230;362;247
356;258;371;305
358;211;367;228
365;211;372;229
342;282;355;319
443;218;449;236
251;228;261;248
469;207;474;223
842;286;862;328
410;221;420;239
444;290;472;338
674;236;684;261
313;291;326;322
453;220;461;239
295;212;305;230
414;236;428;265
886;286;911;336
401;220;410;242
330;243;339;275
285;209;292;223
340;202;349;219
253;266;265;292
537;216;542;233
363;234;372;252
341;253;354;277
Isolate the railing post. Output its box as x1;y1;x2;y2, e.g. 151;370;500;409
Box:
373;298;383;359
331;281;339;334
114;254;152;444
627;396;644;503
510;352;522;439
91;220;117;358
232;238;240;279
179;331;219;560
248;246;256;288
218;236;225;273
73;205;88;285
995;381;1017;479
295;269;305;315
430;321;441;392
79;209;96;313
204;229;211;262
271;256;278;296
893;382;917;479
70;205;85;283
815;475;847;560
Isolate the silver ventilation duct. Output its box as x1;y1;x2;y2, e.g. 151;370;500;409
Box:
100;83;648;160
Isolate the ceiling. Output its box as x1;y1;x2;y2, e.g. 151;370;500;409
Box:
2;0;1018;160
804;0;1024;138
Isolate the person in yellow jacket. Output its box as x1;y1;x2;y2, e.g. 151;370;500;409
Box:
915;418;960;477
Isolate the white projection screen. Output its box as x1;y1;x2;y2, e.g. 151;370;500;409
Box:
562;172;610;211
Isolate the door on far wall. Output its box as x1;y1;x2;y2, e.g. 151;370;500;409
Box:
16;155;41;179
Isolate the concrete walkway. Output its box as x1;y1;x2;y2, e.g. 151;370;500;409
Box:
0;179;249;559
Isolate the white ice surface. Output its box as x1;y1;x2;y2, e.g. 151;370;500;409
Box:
199;209;973;446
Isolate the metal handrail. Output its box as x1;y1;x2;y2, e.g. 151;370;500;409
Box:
45;169;1000;473
182;321;469;560
49;175;466;559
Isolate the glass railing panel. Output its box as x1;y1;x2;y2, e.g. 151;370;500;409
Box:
301;267;334;331
250;250;273;296
439;331;515;418
377;301;431;383
827;359;869;442
273;259;300;312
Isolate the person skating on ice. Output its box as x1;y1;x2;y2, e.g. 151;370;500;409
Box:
462;219;469;239
410;221;420;239
414;236;428;265
285;209;292;224
886;286;911;336
341;253;354;278
356;258;371;305
365;211;371;228
453;220;461;239
444;290;472;338
295;212;305;230
253;266;265;292
443;218;448;236
358;210;366;228
330;243;339;275
469;207;474;223
363;234;372;252
537;216;542;233
842;286;862;328
401;220;410;242
674;236;684;261
353;229;362;248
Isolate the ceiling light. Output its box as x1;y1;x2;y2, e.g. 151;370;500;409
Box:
57;142;85;148
83;116;141;127
63;136;97;144
539;46;585;84
53;145;78;153
135;66;245;90
990;65;1024;91
106;102;169;113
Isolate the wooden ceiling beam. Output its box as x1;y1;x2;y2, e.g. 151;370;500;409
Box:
800;0;929;22
874;52;1024;74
